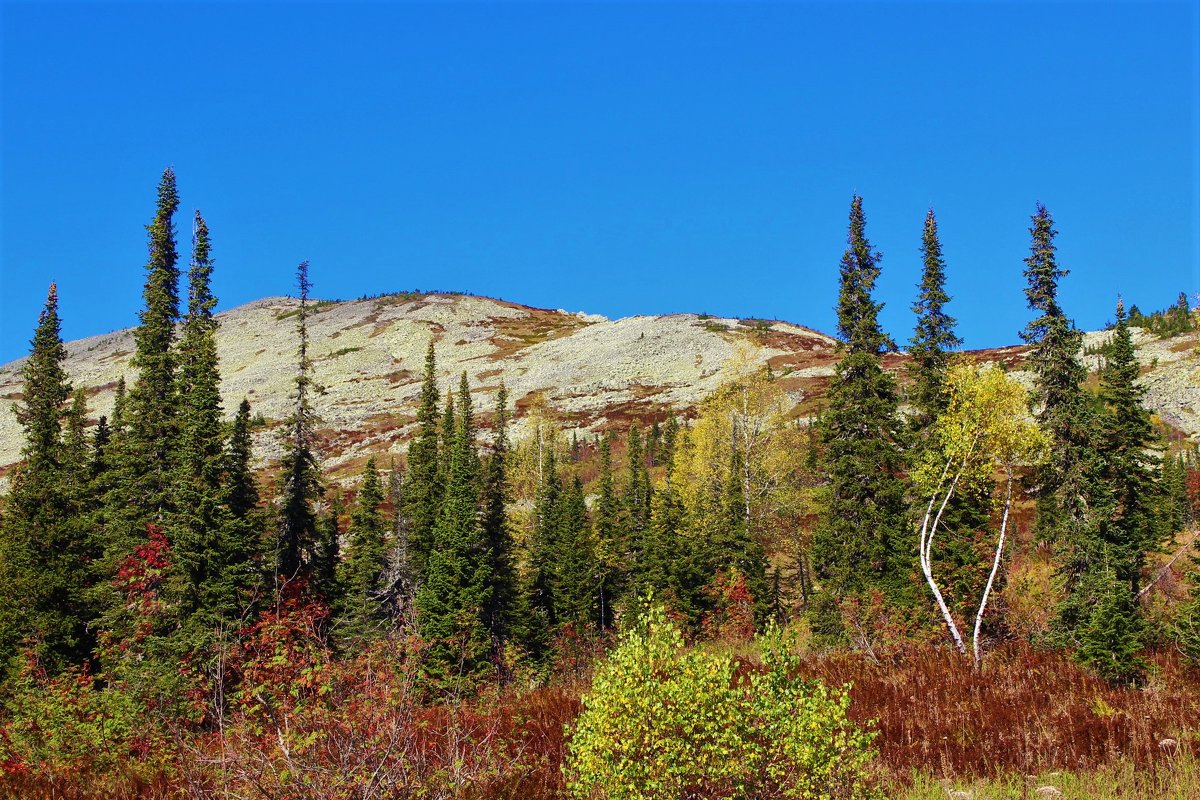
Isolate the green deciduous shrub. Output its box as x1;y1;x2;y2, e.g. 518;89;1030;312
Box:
564;603;881;800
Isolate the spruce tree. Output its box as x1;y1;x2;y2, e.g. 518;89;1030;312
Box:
224;399;260;524
338;458;390;645
480;386;526;651
1067;298;1163;682
172;211;236;629
61;389;90;482
904;209;989;620
1097;298;1161;593
554;474;598;633
645;455;684;612
123;167;182;528
1;285;95;672
836;196;895;355
1020;203;1097;537
90;416;112;483
402;340;442;582
440;388;455;482
813;197;908;599
275;261;323;586
592;433;624;630
312;492;343;606
907;208;961;428
91;378;127;562
1077;569;1146;685
109;376;128;440
623;425;652;589
416;373;491;686
531;446;563;627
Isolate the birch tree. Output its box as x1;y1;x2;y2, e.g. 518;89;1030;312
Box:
914;362;1047;666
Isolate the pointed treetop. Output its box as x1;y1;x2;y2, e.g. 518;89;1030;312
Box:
1020;203;1068;343
16;282;71;464
187;210;217;320
836;195;893;355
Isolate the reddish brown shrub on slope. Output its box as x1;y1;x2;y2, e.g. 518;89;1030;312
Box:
802;645;1200;779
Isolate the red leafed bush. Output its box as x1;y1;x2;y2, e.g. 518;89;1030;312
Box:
702;570;756;642
170;586;578;799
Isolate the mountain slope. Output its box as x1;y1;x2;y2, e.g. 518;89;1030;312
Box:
0;292;1195;481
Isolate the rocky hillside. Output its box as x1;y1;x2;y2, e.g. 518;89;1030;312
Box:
1;292;1196;482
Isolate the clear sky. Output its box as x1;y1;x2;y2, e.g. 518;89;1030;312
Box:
1;1;1197;365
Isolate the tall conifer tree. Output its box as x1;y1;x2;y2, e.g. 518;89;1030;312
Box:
480;386;527;651
907;208;961;428
402;340;442;583
224;399;260;526
416;373;491;686
338;458;389;645
592;433;623;630
1020;204;1097;536
123;167;182;528
623;425;652;590
275;261;323;586
1069;298;1164;683
173;211;235;627
531;446;563;627
1097;298;1161;592
312;492;343;606
1;285;95;672
554;474;597;633
813;196;908;599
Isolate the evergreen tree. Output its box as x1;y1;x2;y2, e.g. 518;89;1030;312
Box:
172;211;237;629
1161;452;1193;533
338;458;390;645
416;373;491;687
813;197;908;599
1077;569;1146;685
0;285;95;672
402;340;442;583
122;167;183;530
480;386;529;652
904;211;990;621
592;433;623;631
112;376;129;429
440;388;456;482
88;381;124;587
1065;298;1163;682
623;425;652;589
274;261;323;587
312;492;343;606
90;416;112;482
61;389;90;482
1097;298;1161;594
836;196;895;355
531;446;563;627
554;474;598;633
645;457;684;612
1020;203;1097;537
907;208;962;428
224;399;260;524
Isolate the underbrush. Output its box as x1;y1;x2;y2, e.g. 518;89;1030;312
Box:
2;642;1199;798
800;645;1200;779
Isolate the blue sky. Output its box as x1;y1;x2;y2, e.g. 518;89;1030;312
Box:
2;1;1197;364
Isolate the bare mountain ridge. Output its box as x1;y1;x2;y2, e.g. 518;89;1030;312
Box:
1;291;1196;482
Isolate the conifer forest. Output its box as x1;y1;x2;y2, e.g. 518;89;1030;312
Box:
2;169;1200;799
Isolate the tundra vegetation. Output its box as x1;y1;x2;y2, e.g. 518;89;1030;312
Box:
1;171;1198;798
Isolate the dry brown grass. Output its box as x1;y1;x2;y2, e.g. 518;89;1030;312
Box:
800;645;1200;780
